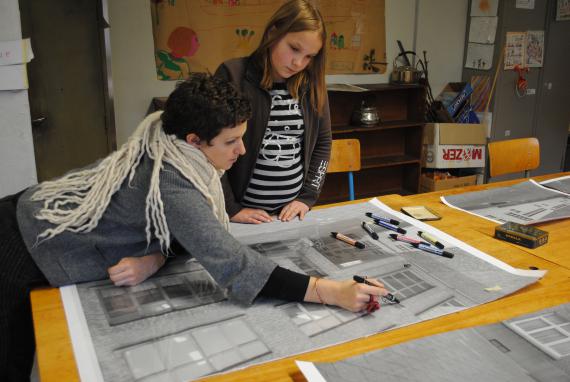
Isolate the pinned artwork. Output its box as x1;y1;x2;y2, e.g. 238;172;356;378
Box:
150;0;387;79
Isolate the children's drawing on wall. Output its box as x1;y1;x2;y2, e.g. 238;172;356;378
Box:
525;30;544;68
465;42;494;70
471;0;499;16
150;0;387;80
504;31;525;70
468;16;498;44
155;27;199;80
235;28;255;50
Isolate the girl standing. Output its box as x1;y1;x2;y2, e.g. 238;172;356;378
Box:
215;0;331;224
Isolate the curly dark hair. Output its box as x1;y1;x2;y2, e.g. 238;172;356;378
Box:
161;73;251;144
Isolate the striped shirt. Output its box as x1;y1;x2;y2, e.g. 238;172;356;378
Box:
242;83;304;213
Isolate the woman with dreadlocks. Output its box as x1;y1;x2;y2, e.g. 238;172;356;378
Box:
0;74;387;381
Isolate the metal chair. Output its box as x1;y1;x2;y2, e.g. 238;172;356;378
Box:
487;137;540;178
327;139;361;200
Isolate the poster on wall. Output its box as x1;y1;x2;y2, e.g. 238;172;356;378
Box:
471;0;499;16
516;0;535;9
557;0;570;21
150;0;386;80
525;30;544;67
504;32;525;70
465;42;494;70
468;16;498;44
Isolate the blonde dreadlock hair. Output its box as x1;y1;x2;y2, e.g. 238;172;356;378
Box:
31;111;229;251
31;73;252;250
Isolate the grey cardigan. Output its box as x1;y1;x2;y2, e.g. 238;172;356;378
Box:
16;155;277;304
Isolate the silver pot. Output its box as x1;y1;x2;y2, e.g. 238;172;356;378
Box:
351;103;380;126
391;65;421;84
390;52;421;84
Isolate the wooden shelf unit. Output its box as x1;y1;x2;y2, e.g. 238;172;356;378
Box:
319;83;426;205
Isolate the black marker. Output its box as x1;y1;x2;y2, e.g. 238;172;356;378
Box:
353;275;400;304
417;231;444;249
412;243;454;258
361;222;379;240
374;219;407;234
331;232;365;249
365;212;400;225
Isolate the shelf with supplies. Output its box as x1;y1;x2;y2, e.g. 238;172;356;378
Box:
318;83;426;205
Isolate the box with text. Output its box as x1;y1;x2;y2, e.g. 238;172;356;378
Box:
422;123;486;168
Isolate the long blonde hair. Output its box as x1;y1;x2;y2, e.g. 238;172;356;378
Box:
252;0;327;114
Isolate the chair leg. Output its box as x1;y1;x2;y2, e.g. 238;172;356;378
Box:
348;172;355;201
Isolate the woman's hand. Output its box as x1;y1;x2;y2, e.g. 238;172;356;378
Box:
304;277;389;313
108;252;166;287
230;208;273;224
278;200;309;222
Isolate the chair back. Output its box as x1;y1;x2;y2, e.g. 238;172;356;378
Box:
488;137;540;178
327;139;361;200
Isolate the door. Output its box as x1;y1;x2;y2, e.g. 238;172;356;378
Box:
19;0;114;182
490;0;548;141
533;1;570;175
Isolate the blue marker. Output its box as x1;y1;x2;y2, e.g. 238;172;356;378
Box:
365;212;400;225
373;219;406;234
412;243;454;258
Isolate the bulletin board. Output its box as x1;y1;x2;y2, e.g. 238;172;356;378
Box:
150;0;386;80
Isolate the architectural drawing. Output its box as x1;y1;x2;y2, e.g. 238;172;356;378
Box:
61;200;543;382
541;175;570;195
300;303;570;382
442;180;570;224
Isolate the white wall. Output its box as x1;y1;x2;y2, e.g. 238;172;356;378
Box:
0;0;37;198
415;0;469;97
108;0;468;145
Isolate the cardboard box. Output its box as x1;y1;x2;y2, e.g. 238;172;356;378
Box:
419;174;477;192
422;123;487;168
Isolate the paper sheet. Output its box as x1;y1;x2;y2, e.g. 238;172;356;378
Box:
0;64;28;90
505;32;526;70
471;0;499;16
0;38;33;66
540;175;570;194
465;43;494;70
61;200;544;382
442;180;570;224
300;302;570;382
525;30;544;68
468;17;498;44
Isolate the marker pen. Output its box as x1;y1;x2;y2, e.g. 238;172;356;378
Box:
361;222;379;240
353;275;400;304
389;233;429;246
373;219;407;234
417;231;445;249
412;243;454;258
331;232;365;249
365;212;400;225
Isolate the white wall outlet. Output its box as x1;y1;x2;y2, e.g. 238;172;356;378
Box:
505;130;511;137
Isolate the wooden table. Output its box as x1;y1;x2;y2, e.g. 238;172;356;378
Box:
31;173;570;381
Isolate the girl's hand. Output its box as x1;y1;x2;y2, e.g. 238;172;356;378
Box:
279;200;309;222
108;253;166;287
231;208;273;224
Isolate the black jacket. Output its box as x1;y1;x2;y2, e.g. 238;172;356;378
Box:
214;57;331;217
